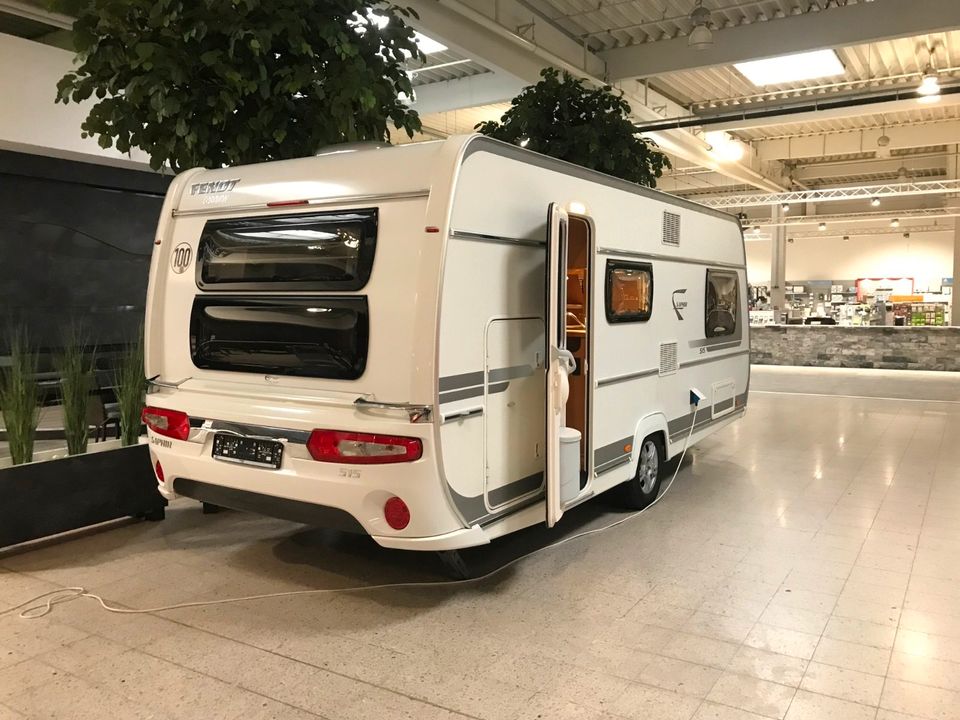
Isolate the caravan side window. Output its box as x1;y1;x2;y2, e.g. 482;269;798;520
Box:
705;269;739;337
605;260;653;323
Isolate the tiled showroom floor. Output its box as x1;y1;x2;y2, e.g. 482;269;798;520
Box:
2;366;960;720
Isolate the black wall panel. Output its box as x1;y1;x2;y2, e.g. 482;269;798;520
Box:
0;151;171;353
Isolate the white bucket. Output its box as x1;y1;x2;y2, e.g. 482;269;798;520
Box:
559;427;582;504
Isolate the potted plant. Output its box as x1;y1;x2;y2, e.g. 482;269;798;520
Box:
115;331;146;446
0;327;39;466
0;331;165;550
55;327;95;456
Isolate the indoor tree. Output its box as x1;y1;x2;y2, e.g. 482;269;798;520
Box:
53;0;425;171
477;68;671;187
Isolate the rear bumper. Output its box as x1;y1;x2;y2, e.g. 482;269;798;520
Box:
172;478;365;533
146;395;479;549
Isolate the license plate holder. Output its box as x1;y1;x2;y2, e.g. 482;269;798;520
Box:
212;434;283;469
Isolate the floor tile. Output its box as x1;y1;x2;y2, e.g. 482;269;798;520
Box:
813;637;891;675
661;632;740;669
727;647;808;688
799;661;884;705
744;625;821;660
705;673;796;719
784;689;877;720
881;678;960;720
693;703;770;720
637;656;723;698
608;683;702;720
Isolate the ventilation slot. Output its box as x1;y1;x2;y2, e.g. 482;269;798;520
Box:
659;341;679;376
662;211;680;246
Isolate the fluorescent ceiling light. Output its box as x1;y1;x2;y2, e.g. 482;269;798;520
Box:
735;49;845;86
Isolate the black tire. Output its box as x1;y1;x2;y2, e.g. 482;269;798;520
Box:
437;550;471;580
619;434;665;510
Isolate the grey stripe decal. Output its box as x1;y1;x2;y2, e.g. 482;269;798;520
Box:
680;349;750;369
488;364;535;383
690;333;742;348
447;474;546;524
668;393;747;438
669;412;740;441
438;381;509;404
714;397;734;413
450;230;544;248
707;340;742;352
596;367;658;388
596;247;745;271
488;471;544;508
594;436;632;467
439;371;484;392
595;455;631;475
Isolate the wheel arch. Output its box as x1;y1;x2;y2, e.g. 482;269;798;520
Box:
629;412;669;475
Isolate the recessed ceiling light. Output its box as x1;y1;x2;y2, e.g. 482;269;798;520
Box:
818;222;827;231
734;49;845;86
890;218;900;228
871;197;881;207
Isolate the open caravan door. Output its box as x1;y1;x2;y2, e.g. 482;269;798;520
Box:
546;203;575;528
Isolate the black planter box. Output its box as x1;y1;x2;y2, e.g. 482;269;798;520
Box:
0;443;166;549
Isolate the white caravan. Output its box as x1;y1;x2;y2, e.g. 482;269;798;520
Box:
144;134;749;553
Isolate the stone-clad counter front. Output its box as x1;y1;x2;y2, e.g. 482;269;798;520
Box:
750;326;960;371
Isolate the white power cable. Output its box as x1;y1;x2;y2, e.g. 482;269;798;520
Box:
3;405;700;622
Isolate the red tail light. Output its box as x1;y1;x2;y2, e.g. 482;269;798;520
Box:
307;429;422;464
142;406;190;441
154;461;165;483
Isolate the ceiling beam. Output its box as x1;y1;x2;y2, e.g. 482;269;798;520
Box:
600;0;960;81
409;71;524;114
756;120;960;161
407;0;785;192
793;155;948;182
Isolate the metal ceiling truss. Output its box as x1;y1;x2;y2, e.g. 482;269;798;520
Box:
750;208;960;228
701;179;960;208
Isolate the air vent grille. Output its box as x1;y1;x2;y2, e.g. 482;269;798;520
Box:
662;211;680;246
659;341;679;376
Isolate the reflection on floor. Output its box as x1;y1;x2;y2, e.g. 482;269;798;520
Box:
2;366;960;719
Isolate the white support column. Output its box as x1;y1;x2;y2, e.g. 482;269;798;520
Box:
770;205;787;322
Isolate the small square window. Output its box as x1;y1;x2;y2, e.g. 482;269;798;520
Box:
605;261;653;323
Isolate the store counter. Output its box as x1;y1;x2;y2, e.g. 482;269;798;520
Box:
751;325;960;371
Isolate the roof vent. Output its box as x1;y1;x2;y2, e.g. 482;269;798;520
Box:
662;211;680;246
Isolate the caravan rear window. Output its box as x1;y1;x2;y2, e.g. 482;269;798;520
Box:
190;296;368;379
197;209;377;291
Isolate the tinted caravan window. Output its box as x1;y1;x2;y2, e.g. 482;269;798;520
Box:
705;270;739;338
605;260;653;323
190;297;368;379
197;209;377;291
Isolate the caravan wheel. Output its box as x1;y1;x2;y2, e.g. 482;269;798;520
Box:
619;435;665;510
